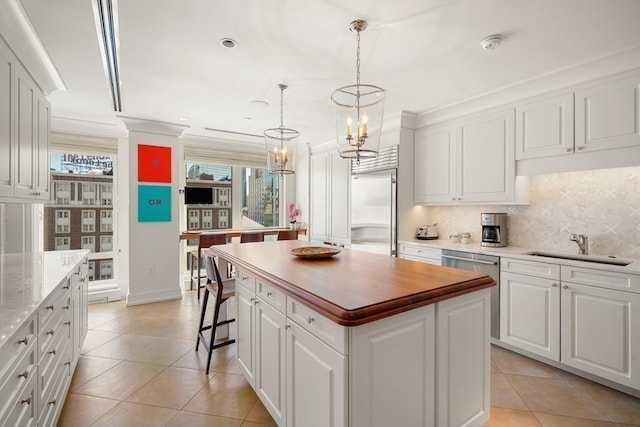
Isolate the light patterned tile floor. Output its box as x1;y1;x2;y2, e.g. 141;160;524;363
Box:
59;291;640;426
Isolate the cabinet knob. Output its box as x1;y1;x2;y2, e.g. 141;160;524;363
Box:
563;284;569;289
576;145;584;151
266;291;272;297
249;298;255;303
306;316;314;324
63;284;70;290
48;399;57;406
18;370;29;379
48;349;56;356
64;361;71;366
565;147;572;153
46;304;54;311
65;321;71;326
21;396;32;405
285;324;291;329
551;283;558;287
64;305;70;310
46;329;54;336
17;336;29;346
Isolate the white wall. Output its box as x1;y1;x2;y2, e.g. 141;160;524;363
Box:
420;166;640;259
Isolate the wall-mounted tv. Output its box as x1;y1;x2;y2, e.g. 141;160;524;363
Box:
184;186;213;205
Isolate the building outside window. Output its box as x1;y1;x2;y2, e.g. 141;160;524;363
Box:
100;260;113;280
218;210;228;228
100;210;112;232
201;210;213;229
55;210;70;233
82;210;95;233
55;237;70;250
188;210;200;230
54;182;71;205
82;183;96;205
99;183;113;206
81;236;95;252
88;261;95;281
100;235;113;252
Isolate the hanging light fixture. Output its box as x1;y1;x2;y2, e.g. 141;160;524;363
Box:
332;19;386;164
265;84;299;177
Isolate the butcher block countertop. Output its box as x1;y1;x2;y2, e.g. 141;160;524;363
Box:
206;240;495;326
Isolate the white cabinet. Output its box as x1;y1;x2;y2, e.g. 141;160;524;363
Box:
0;37;50;202
500;257;640;391
309;150;350;245
575;75;640;152
398;243;442;265
235;274;256;385
515;92;574;160
415;108;522;205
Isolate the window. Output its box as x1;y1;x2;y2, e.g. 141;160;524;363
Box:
218;189;230;207
201;210;213;229
81;236;95;252
55;210;70;233
82;210;95;233
218;210;228;228
55;237;70;250
100;210;113;232
82;183;96;205
243;167;279;227
54;182;71;205
188;209;200;230
100;235;113;252
88;261;95;281
99;260;113;280
99;184;113;206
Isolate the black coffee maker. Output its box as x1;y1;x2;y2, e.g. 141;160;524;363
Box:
481;213;507;247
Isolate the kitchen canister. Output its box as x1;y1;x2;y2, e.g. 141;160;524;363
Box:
460;232;471;244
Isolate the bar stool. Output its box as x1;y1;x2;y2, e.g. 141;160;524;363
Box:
189;233;227;300
277;229;298;240
240;231;265;243
196;254;236;375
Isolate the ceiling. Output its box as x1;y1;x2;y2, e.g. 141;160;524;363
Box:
18;0;640;147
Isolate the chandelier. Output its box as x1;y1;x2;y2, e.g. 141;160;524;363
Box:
265;84;299;177
332;19;386;164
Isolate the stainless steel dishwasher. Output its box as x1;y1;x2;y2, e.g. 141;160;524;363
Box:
441;250;500;340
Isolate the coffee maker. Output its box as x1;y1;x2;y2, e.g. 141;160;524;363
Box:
481;213;507;247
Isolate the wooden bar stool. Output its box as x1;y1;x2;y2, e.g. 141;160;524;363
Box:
277;229;298;240
189;233;227;299
196;254;236;375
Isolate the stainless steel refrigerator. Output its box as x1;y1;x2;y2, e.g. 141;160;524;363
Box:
350;147;398;256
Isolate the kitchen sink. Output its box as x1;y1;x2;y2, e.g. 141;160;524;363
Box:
523;251;633;266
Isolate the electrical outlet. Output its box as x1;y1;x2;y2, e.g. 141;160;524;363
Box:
147;266;155;276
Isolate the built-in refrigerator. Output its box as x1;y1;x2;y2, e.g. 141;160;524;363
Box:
349;146;398;256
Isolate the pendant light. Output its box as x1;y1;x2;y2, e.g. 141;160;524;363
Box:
265;84;299;177
332;19;386;164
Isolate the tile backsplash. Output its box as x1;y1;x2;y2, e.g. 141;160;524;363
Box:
427;166;640;259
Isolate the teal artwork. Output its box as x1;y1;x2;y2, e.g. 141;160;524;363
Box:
138;185;171;222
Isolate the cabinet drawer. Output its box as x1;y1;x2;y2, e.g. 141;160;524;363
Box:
0;338;37;415
39;345;71;423
37;286;70;332
0;318;35;382
501;257;560;279
1;370;37;427
399;244;442;262
287;299;346;354
236;269;256;292
38;297;71;358
256;280;286;313
561;265;640;293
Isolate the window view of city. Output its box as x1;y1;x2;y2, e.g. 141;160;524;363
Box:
43;153;114;281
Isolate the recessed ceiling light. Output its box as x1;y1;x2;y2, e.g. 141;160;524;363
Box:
480;34;502;50
244;117;252;121
220;38;238;49
178;117;189;121
250;100;269;109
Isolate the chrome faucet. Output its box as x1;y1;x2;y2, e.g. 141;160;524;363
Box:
569;233;588;255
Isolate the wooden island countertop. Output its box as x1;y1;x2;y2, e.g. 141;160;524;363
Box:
206;240;495;326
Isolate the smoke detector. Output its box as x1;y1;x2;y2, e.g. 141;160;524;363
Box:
480;34;502;50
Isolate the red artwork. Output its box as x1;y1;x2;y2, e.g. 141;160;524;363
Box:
138;144;171;183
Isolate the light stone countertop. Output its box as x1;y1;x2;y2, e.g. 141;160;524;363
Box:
0;250;89;348
398;239;640;275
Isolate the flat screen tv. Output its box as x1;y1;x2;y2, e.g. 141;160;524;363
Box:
184;186;213;205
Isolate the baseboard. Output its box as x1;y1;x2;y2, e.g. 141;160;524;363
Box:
126;287;183;306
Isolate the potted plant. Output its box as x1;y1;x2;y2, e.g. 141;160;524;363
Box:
287;203;300;229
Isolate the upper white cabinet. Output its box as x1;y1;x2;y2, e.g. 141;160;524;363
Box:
516;92;574;160
575;75;640;151
309;150;350;245
0;37;50;202
415;108;522;205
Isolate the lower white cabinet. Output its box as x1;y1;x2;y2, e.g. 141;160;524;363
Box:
397;243;442;265
500;257;640;391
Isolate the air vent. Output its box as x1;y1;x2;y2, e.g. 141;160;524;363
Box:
351;146;398;174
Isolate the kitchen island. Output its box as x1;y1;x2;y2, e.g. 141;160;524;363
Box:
206;240;495;427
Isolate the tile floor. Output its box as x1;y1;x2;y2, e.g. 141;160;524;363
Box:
58;291;640;426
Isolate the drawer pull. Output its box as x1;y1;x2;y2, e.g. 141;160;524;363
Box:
242;276;248;281
64;361;71;366
551;283;558;287
46;304;54;311
249;297;255;303
46;330;55;336
285;324;291;329
306;316;314;324
21;396;32;405
63;284;70;290
563;284;569;289
48;399;57;406
266;291;273;297
48;349;56;356
17;336;29;346
64;305;70;310
65;321;71;326
18;370;29;379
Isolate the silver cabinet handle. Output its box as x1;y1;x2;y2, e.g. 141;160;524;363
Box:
551;283;558;287
46;330;54;336
306;316;314;324
18;370;28;379
48;399;57;406
21;396;32;405
48;349;56;355
18;336;29;346
46;304;54;311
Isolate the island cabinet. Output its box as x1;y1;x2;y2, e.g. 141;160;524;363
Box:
500;257;640;392
208;241;495;427
0;36;50;203
0;250;89;426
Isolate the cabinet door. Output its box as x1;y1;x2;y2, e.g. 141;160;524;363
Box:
0;40;13;197
34;93;50;200
575;75;640;152
329;151;350;244
560;282;640;389
235;284;255;385
255;299;286;426
500;271;560;360
287;321;346;427
14;67;36;198
414;125;455;203
309;153;329;242
458;109;515;203
516;93;574;159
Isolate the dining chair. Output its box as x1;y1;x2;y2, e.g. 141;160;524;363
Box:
277;229;298;241
189;232;227;299
240;231;265;243
196;254;236;375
